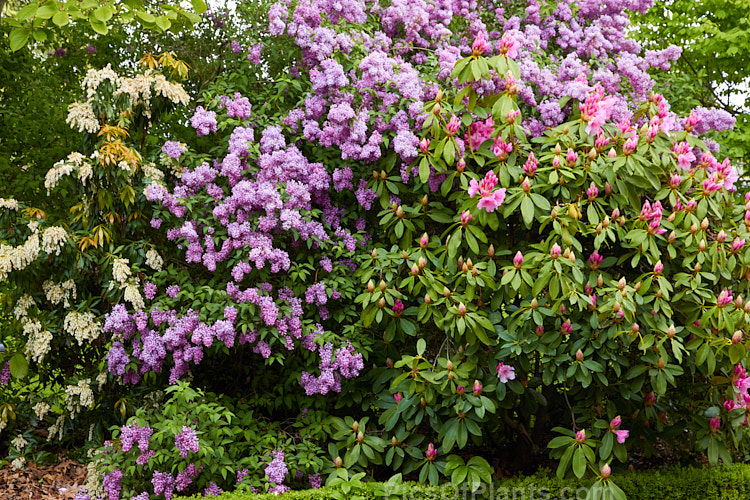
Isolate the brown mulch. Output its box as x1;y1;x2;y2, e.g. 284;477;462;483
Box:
0;457;87;500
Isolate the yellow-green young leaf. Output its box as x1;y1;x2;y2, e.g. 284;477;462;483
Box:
136;11;156;23
94;6;115;22
37;4;58;19
191;0;208;14
32;29;48;42
155;16;172;31
81;0;99;9
16;3;39;21
90;19;109;35
9;28;30;51
52;11;70;27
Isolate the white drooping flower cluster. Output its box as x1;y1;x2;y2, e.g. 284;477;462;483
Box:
112;258;132;284
47;415;65;442
153;73;190;106
118;160;134;175
65;379;94;419
145;248;163;271
45;159;75;194
81;64;119;98
25;322;53;364
43;279;77;307
142;162;165;182
45;152;95;193
11;457;26;470
0;233;40;280
11;434;28;450
115;71;190;119
33;401;51;420
63;311;102;346
65;101;100;134
13;294;35;319
96;371;107;388
0;198;19;211
123;282;145;311
41;226;69;255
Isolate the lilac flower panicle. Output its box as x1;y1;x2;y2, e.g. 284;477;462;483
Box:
102;469;122;500
175;426;200;458
265;449;288;484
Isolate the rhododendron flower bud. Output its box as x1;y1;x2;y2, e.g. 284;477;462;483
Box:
378;298;386;309
497;32;519;58
472;32;489;57
367;280;375;293
443;287;451;297
618;277;626;291
457;158;466;172
669;174;681;189
456;385;465;395
552;156;561;169
426;443;438;462
386;358;394;368
396;206;405;219
717;230;727;243
597;274;604;287
411;264;419;276
379;280;387;291
587;182;598;200
530;298;538;309
561;320;572;335
446;115;460;137
488;244;495;257
717;289;733;308
623;134;638;155
461;210;472;226
657;358;665;369
710;416;721;434
733;331;743;344
700;217;709;231
736;295;744;308
420;233;429;249
559;305;566;315
521;177;531;192
357;431;364;443
419;138;430;154
601;464;611;479
496;362;516;383
513;252;524;269
524;152;538;176
654;260;663;276
392;299;404;317
507;109;520;124
668;231;676;244
566;148;578;166
535;325;545;337
334;456;343;468
685;111;701;132
575;430;586;444
732;237;745;253
352;421;360;432
457;302;466;317
645;393;656;406
575;349;583;362
432;103;441;115
472;379;483;396
550;244;561;259
631;323;639;333
667;324;676;338
589;251;603;270
418;257;426;270
608;147;617;158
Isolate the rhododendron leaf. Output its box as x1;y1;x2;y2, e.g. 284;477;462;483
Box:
572;447;586;478
520;196;534;227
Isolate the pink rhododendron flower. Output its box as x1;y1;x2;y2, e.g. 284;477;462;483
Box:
468;171;506;213
496;362;516;383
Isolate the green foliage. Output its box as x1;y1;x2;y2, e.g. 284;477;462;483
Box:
3;0;206;50
175;464;750;500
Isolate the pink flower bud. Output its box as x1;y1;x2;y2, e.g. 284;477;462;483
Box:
550;243;561;259
561;320;572;335
419;138;430;153
394;393;403;403
523;152;538;176
392;299;404;317
710;416;721;434
587;182;598;201
732;237;745;253
645;392;656;406
456;385;465;395
420;233;429;249
426;443;438;461
457;302;467;317
472;379;483;396
575;430;586;444
461;210;472;226
535;325;545;337
566;148;578;166
653;260;663;276
446;115;460;137
507;109;521;124
471;32;489;57
608;147;617;158
733;331;743;344
601;463;611;480
513;251;524;269
575;349;583;362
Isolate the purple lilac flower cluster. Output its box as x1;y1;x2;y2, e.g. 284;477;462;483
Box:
265;448;288;485
0;361;10;385
175;426;200;458
120;421;155;465
102;469;122;500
